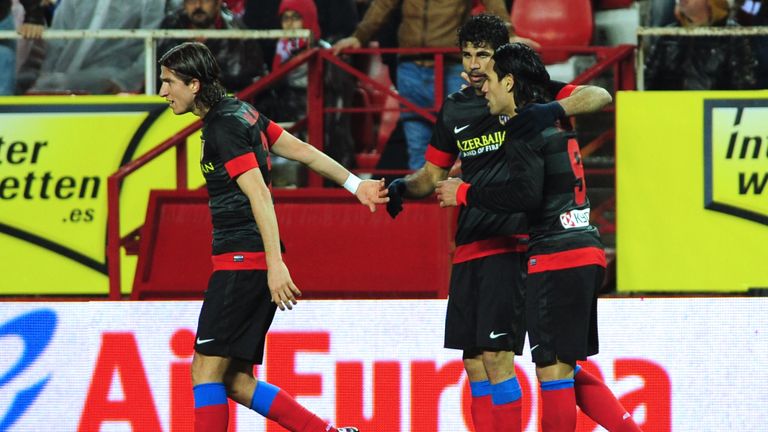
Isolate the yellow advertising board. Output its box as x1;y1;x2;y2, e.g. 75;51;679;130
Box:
617;91;768;293
0;96;205;295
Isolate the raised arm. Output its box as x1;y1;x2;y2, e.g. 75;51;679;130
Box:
270;130;388;211
558;85;613;116
511;83;613;137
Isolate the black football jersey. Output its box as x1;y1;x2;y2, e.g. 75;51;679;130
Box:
466;123;603;257
427;82;570;250
199;97;284;255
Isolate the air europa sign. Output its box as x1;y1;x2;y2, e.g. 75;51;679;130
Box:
704;99;768;225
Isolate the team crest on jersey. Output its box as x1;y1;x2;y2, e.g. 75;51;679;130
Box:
498;115;511;125
703;99;768;226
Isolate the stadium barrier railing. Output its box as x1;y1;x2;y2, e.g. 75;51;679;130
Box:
1;29;636;298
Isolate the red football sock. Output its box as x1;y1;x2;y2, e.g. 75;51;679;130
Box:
491;399;522;432
490;377;522;432
471;393;495;432
574;367;643;432
540;380;576;432
267;389;336;432
469;380;494;432
194;383;229;432
195;404;229;432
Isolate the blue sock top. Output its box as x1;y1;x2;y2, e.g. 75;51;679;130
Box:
491;376;522;405
250;381;280;416
540;378;575;392
469;379;492;397
193;382;227;408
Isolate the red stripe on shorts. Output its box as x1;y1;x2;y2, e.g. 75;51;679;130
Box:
212;252;268;271
527;247;606;274
453;235;528;264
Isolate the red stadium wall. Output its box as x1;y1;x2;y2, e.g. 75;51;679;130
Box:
133;189;456;299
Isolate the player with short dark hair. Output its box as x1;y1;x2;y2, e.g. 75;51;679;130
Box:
158;41;383;432
435;42;642;432
387;13;640;432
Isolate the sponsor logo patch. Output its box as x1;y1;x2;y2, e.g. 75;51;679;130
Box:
559;208;590;229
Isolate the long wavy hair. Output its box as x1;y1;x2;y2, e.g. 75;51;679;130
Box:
159;42;226;110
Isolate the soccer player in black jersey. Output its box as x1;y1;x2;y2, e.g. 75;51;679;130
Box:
158;42;383;432
436;43;643;432
387;14;639;432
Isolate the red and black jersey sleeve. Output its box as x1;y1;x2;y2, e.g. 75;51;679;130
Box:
548;80;577;101
260;114;285;149
425;109;458;169
206;115;263;179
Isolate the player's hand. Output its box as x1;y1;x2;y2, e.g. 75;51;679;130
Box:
386;178;406;219
267;261;301;311
460;71;470;90
513;101;565;137
355;178;389;212
332;36;361;55
18;23;44;39
435;177;463;208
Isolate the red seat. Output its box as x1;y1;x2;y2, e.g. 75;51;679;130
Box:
511;0;594;64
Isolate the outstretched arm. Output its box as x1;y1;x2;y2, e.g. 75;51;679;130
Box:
512;84;612;138
270;131;388;211
558;85;613;116
402;162;450;198
386;162;449;218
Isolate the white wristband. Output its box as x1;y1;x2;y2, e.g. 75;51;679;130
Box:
343;173;362;194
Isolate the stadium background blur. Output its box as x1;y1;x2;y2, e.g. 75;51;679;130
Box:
1;0;767;430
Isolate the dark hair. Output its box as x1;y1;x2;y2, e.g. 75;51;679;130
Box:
457;13;509;51
492;43;551;107
159;42;226;109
